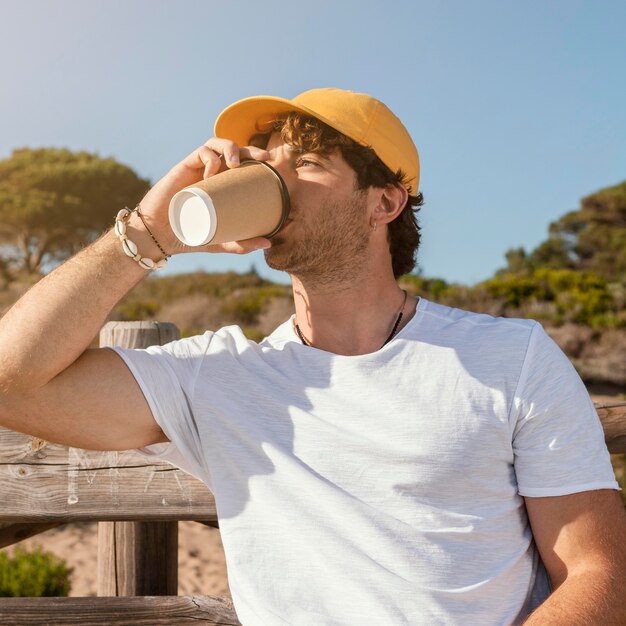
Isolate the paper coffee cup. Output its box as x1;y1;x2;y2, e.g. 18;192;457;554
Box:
168;160;290;247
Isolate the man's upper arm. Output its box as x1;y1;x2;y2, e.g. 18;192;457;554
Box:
525;489;626;589
0;347;168;450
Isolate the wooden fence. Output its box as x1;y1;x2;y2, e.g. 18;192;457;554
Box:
0;322;240;625
0;321;625;625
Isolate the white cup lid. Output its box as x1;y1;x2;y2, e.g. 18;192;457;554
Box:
168;188;217;247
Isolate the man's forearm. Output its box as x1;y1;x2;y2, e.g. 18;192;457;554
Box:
523;568;625;625
0;217;159;394
0;141;268;403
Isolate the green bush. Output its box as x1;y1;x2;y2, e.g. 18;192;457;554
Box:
400;274;452;300
0;546;73;597
219;287;290;326
536;269;614;326
242;326;267;343
479;269;622;327
482;274;549;307
115;298;160;320
138;269;275;302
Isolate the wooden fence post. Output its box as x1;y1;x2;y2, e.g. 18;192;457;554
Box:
97;321;180;597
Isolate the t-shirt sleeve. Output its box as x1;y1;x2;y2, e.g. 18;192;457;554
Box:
510;322;620;497
111;333;214;490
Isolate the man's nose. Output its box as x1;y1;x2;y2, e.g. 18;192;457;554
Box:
266;152;289;175
266;155;296;194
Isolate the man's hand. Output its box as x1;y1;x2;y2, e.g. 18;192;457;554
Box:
0;136;273;450
137;138;273;257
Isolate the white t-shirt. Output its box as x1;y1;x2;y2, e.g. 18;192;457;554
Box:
112;297;619;626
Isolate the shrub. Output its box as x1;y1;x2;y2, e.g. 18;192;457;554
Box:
482;274;549;307
537;270;614;327
0;546;73;597
478;269;620;328
138;269;273;302
158;294;219;335
400;274;451;300
242;326;266;342
115;298;161;320
219;287;290;326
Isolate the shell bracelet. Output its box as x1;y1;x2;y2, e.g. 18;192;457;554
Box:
115;207;169;271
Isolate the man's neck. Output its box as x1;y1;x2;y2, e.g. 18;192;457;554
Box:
290;273;417;356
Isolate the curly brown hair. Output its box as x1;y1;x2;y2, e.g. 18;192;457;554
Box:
249;112;424;278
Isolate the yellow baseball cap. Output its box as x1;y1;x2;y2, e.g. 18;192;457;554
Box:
214;87;420;194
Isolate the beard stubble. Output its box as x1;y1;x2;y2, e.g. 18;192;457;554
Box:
264;191;371;287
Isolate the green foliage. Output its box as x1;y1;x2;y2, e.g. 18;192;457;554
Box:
482;274;548;307
116;298;161;321
499;179;626;283
401;267;625;329
528;238;577;272
131;270;275;302
0;547;73;597
179;327;208;339
400;274;451;300
0;147;150;275
481;269;620;328
112;269;292;330
501;247;530;275
219;286;290;326
242;326;267;342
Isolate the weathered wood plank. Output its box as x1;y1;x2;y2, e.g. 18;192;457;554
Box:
97;521;178;596
596;401;626;454
100;321;180;350
97;322;181;599
0;427;216;523
0;596;241;625
0;521;62;549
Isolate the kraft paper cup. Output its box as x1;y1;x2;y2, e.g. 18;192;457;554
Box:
168;160;290;247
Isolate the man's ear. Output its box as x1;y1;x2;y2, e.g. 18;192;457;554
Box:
373;184;409;225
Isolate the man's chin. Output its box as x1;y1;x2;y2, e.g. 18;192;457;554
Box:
263;245;289;272
264;243;307;275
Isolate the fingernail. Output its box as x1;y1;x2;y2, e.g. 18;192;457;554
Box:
229;154;239;164
259;240;271;249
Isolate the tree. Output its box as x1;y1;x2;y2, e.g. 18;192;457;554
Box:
0;148;151;276
551;181;626;281
500;247;530;276
498;179;626;283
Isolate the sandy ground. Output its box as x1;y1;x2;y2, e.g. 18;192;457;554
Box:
5;520;230;598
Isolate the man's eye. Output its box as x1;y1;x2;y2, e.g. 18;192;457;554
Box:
295;157;317;168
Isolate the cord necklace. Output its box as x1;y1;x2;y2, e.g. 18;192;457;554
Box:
294;289;408;350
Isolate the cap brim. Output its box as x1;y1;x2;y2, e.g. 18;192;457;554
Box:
214;93;419;194
214;95;359;148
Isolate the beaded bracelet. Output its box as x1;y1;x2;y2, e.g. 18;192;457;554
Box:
136;205;170;259
115;207;169;271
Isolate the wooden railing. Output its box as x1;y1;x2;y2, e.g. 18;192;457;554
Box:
0;322;240;625
0;321;625;625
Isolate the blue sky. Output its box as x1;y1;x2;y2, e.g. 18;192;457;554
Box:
1;0;625;286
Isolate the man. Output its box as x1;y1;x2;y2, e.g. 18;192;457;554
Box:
0;88;625;625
